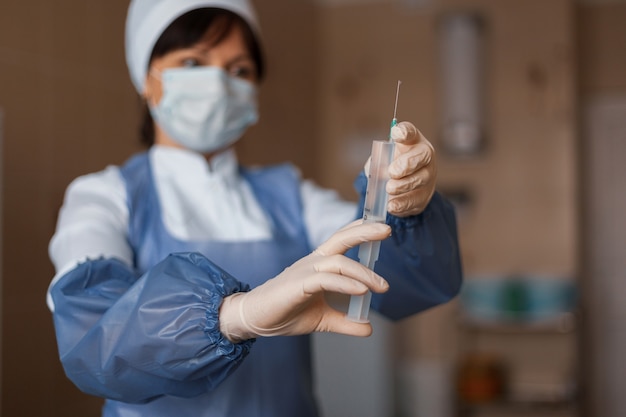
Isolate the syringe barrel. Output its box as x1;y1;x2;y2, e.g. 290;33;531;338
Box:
347;139;395;323
358;240;381;270
362;140;395;223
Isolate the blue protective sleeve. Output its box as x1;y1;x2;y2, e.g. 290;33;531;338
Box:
350;172;463;320
49;252;253;404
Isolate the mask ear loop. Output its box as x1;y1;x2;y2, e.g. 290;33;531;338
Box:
149;68;163;81
143;68;164;108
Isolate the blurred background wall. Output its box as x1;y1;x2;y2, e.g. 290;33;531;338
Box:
1;0;625;416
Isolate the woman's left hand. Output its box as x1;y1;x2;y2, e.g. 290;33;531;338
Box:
385;121;437;217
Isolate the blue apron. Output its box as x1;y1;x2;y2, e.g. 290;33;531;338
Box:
108;152;318;417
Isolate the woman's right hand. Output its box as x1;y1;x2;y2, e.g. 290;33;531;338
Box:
219;220;391;342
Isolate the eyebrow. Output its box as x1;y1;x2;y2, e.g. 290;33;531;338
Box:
224;54;254;66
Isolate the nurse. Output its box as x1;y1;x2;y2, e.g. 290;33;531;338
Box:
47;0;463;416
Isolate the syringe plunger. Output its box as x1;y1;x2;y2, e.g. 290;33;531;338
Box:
347;139;395;322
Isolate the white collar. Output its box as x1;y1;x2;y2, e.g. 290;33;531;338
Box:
150;145;239;185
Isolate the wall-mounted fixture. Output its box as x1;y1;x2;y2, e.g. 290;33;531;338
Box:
438;12;486;156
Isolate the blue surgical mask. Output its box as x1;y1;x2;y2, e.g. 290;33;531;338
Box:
149;66;258;153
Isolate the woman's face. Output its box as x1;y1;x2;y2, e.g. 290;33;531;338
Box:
144;21;258;150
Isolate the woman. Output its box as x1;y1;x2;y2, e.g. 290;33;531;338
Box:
47;0;463;416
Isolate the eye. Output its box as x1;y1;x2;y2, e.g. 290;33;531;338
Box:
227;64;257;82
181;58;201;68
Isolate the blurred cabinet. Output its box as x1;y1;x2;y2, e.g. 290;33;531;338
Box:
454;278;579;417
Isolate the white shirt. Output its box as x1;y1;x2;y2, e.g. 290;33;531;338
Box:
49;146;358;280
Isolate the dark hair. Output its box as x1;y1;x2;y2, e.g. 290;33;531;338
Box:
139;8;265;147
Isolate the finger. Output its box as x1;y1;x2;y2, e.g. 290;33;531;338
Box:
363;156;372;177
386;169;432;196
315;222;391;256
302;271;369;296
318;311;373;337
390;121;419;145
387;191;431;217
304;259;389;294
387;196;428;217
389;141;433;178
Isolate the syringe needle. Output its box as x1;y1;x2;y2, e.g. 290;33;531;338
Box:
390;80;402;139
393;80;402;121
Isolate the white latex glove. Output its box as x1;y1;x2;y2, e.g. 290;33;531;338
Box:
365;121;437;217
219;221;391;342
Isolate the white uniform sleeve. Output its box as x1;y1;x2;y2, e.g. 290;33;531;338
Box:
300;179;359;249
49;166;132;276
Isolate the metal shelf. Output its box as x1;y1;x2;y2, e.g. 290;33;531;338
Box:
458;399;579;417
458;312;577;334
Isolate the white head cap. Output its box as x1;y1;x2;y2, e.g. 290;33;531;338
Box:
125;0;260;93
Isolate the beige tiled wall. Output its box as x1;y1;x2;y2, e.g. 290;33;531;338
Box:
1;2;140;415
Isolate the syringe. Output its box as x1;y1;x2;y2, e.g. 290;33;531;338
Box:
347;80;402;323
